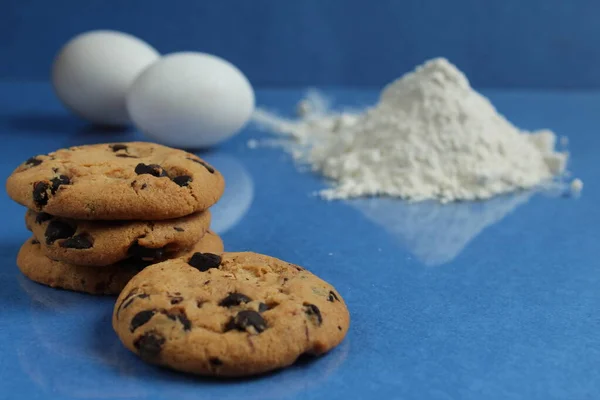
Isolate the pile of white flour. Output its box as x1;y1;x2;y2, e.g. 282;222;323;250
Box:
252;58;572;202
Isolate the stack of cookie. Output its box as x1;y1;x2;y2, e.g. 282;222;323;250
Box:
6;141;351;378
6;142;226;295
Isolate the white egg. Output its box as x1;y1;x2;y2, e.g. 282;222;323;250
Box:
127;52;255;148
52;30;160;126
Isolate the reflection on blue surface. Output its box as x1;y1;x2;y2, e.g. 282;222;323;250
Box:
16;276;349;400
348;190;533;266
204;154;254;236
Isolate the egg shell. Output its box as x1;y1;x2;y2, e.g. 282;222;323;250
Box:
127;52;255;148
52;30;160;126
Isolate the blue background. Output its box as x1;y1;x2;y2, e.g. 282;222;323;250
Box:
2;0;600;88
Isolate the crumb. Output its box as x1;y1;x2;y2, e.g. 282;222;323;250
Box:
570;178;583;196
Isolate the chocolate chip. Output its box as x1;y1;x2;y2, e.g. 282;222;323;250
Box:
129;242;165;261
130;180;137;187
204;280;211;285
170;297;183;305
52;168;59;173
110;144;128;152
173;227;184;232
25;157;42;167
130;310;156;332
116;153;139;158
172;175;192;187
304;303;322;326
288;263;304;271
165;309;191;331
35;212;53;224
219;293;252;307
134;163;168;177
33;181;49;206
258;303;269;313
119;292;149;315
225;310;267;333
209;357;223;366
328;291;340;302
187;157;215;173
141;183;147;189
30;239;40;245
134;331;165;360
338;326;342;331
188;252;221;271
49;175;70;195
45;221;76;244
60;234;93;249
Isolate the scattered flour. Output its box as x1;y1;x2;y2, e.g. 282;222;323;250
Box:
252;58;575;202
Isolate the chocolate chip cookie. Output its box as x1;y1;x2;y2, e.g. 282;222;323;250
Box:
25;209;211;266
112;252;350;377
17;232;224;295
6;142;225;220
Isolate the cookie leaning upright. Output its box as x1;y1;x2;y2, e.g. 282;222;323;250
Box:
113;251;350;377
6;142;225;220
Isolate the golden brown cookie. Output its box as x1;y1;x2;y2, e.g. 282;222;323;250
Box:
6;142;225;220
16;232;224;295
112;252;350;377
25;209;211;266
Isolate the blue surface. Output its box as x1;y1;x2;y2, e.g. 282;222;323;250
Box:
2;0;600;88
1;82;600;399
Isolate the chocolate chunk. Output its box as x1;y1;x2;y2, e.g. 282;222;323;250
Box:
109;144;128;152
187;157;215;173
172;175;192;187
30;238;40;245
60;234;93;249
338;326;342;331
258;303;269;313
134;163;168;178
209;357;223;366
134;331;165;360
170;296;183;305
226;310;267;333
165;309;191;331
219;293;252;307
130;310;156;332
33;181;49;206
328;291;340;302
49;175;70;195
35;212;53;224
141;183;147;190
45;220;76;244
119;292;149;315
304;303;322;326
173;227;185;232
188;252;221;272
25;157;42;167
288;263;304;271
129;242;165;261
